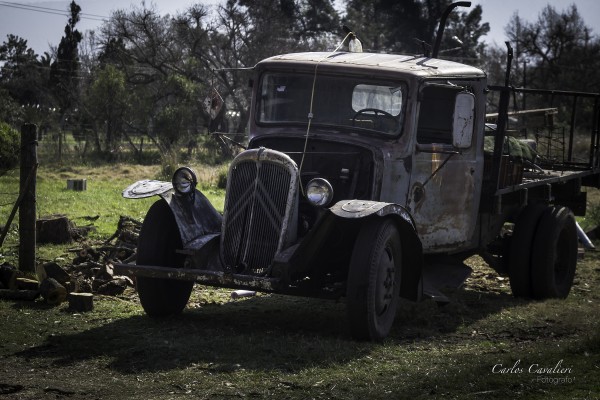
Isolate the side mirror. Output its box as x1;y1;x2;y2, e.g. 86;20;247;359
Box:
452;92;475;149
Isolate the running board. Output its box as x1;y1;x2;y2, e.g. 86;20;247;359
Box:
112;263;281;292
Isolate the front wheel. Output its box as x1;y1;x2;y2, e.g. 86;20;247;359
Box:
346;218;402;341
136;200;193;316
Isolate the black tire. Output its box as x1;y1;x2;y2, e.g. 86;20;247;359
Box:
531;206;578;299
346;218;402;341
508;204;546;298
136;200;193;316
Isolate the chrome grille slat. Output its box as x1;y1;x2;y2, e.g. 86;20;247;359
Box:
221;149;298;276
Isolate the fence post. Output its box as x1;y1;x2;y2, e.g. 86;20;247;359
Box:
19;124;37;273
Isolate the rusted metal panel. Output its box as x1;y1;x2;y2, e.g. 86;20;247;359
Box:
408;150;479;252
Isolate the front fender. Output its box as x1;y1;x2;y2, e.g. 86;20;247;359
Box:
123;180;222;249
329;200;422;301
159;190;222;249
329;200;416;230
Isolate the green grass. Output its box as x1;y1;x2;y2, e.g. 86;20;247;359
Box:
0;163;225;266
0;162;599;399
0;252;598;399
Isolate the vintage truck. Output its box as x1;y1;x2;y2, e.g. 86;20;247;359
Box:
114;2;600;341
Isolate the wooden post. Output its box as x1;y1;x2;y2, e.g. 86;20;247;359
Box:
19;124;37;273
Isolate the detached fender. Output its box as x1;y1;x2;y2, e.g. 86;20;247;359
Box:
330;200;423;301
123;180;222;249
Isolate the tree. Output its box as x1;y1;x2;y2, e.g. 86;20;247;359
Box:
194;0;340;136
343;0;487;56
441;5;490;63
86;64;129;152
0;35;53;127
99;3;200;157
49;1;83;118
504;4;600;92
0;35;41;106
0;88;23;125
96;0;340;160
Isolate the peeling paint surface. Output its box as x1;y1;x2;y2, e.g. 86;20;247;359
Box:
408;148;480;251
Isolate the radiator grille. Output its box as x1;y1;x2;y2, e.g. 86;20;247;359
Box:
221;148;298;275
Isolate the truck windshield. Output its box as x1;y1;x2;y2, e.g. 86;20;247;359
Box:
258;72;406;136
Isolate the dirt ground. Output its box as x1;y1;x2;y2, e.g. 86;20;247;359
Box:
1;250;599;400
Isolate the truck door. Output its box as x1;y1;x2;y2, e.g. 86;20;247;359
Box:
407;83;482;252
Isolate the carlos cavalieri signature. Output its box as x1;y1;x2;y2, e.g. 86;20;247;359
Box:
492;359;574;384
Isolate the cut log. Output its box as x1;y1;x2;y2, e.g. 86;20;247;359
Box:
0;264;17;290
16;277;39;291
0;289;39;301
94;263;114;281
42;262;70;286
39;277;67;305
35;263;47;282
96;276;130;296
67;292;93;312
36;215;73;244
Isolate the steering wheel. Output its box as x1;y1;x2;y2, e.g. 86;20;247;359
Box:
351;108;397;131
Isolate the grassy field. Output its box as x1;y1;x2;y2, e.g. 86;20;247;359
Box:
0;163;226;266
0;253;598;399
0;163;599;399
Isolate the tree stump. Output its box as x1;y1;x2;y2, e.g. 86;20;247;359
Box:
39;278;67;305
36;215;74;244
67;292;93;312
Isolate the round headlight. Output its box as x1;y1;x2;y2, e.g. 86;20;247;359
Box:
172;167;197;195
306;178;334;207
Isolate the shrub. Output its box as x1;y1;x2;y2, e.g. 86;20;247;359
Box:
216;165;228;189
588;202;600;228
0;122;20;173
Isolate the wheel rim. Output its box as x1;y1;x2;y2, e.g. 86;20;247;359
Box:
375;245;395;316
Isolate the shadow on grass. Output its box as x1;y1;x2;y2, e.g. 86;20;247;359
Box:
13;285;524;375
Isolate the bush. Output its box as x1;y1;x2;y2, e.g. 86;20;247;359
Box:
216;165;228;189
588;202;600;228
0;122;20;173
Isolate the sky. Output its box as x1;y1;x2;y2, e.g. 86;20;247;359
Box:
1;0;600;56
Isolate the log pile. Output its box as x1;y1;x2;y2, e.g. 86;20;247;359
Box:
0;215;142;309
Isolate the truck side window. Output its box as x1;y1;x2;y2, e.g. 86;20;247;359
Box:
417;86;457;144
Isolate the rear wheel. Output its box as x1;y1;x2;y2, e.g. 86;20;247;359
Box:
508;204;546;297
136;200;193;316
346;218;402;341
531;206;578;299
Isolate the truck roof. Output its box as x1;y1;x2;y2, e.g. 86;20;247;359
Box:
257;52;486;79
